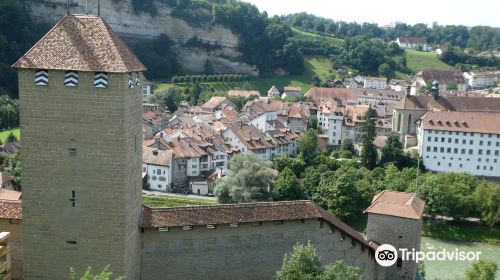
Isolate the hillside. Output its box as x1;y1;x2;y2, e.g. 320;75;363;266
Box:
405;49;455;72
154;56;333;96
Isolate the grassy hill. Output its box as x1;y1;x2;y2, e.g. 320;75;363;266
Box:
406;49;455;72
154;56;333;95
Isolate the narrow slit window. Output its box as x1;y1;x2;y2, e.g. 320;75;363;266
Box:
35;69;49;86
69;190;76;207
94;72;108;88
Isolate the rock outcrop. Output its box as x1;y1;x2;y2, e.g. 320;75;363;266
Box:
24;0;259;75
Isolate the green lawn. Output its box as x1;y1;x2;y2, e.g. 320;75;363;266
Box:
406;49;455;73
422;220;500;245
153;56;333;95
142;194;217;208
0;127;20;143
421;237;500;280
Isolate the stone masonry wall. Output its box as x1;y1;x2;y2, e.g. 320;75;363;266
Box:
19;69;142;279
141;219;378;280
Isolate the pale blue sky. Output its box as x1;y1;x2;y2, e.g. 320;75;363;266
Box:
244;0;500;27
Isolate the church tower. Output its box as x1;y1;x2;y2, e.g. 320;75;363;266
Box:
13;14;145;279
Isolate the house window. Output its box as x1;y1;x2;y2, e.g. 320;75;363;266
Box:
35;69;49;86
64;71;78;87
426;147;430;152
94;72;108;88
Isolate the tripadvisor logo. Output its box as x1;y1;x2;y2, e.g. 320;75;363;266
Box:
375;244;482;267
375;244;398;267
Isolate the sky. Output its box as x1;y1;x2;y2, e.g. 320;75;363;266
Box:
244;0;500;27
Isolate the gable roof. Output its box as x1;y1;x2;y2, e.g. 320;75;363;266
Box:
419;70;465;84
394;95;500;112
0;199;22;220
140;200;375;251
305;87;358;102
143;146;173;167
364;190;425;220
420;111;500;134
13;15;145;73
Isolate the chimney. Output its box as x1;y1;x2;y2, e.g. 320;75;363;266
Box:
153;150;158;156
406;85;411;96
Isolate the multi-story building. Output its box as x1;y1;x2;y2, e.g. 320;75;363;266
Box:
412;70;467;94
364;77;387;89
417;111;500;177
463;71;498;89
142;147;173;192
317;101;344;146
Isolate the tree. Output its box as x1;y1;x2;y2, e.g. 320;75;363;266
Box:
338;139;355;159
315;167;361;221
214;152;275;203
4;152;20;188
275;243;363;280
474;182;500;227
446;83;458;91
320;260;363;280
378;63;391;78
298;129;318;164
300;167;321;198
360;106;377;170
149;86;185;112
274;167;303;201
274;242;321;280
465;260;497;280
308;115;318;130
380;132;403;167
69;266;123;280
6;131;17;143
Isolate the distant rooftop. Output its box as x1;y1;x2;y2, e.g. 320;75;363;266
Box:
13;14;145;73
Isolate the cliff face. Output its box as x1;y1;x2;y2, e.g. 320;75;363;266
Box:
25;0;259;75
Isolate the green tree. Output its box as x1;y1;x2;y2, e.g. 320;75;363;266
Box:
378;63;391;78
338;139;355;159
474;182;500;227
360;106;377;170
6;131;17;143
300;167;321;198
320;260;363;280
380;132;404;167
299;129;318;164
69;266;123;280
446;83;458;90
465;260;497;280
214;152;275;203
274;242;321;280
315;167;361;221
149;86;185;112
4;152;20;187
308;115;318;130
274;167;303;201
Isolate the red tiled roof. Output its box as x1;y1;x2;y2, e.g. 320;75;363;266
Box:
0;189;21;201
13;15;145;73
420;111;500;134
0;199;22;220
364;190;425;220
140;200;375;251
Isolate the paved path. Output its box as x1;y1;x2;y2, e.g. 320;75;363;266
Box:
142;190;217;201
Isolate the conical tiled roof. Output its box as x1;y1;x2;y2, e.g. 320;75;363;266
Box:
13;14;145;73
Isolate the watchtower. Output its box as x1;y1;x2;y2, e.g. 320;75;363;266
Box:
13;14;145;279
365;190;425;280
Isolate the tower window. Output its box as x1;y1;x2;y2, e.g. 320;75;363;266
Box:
94;72;108;88
68;139;77;154
69;190;76;207
128;73;134;89
64;71;78;87
135;72;141;86
35;69;48;86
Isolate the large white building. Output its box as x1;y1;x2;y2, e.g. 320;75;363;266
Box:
463;71;498;89
417;111;500;177
317;102;344;146
363;77;387;89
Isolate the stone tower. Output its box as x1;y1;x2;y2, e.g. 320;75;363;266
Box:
365;190;425;280
13;14;145;279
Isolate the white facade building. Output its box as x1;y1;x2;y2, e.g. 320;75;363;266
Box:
417;111;500;177
142;147;173;192
463;72;498;89
363;77;387;89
